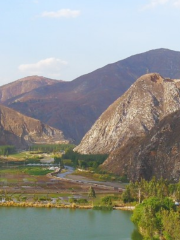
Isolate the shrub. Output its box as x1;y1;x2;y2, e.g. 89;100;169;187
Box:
77;199;88;204
93;205;113;210
101;196;112;206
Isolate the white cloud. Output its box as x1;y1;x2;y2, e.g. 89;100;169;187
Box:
141;0;169;10
173;0;180;6
41;9;80;18
141;0;180;10
18;58;68;78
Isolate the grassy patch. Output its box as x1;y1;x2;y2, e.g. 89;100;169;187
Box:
0;178;7;182
0;168;21;174
23;167;52;176
10;152;29;159
63;159;73;166
4;151;45;163
23;177;37;182
6;179;18;183
73;170;128;183
49;193;72;198
0;166;52;184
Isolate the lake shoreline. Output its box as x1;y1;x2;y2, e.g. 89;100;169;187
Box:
0;204;137;240
0;201;135;211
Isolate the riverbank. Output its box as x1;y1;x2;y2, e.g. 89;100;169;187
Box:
0;201;92;209
114;206;135;211
0;201;135;211
48;166;125;193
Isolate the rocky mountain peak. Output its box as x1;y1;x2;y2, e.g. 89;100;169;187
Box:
75;73;180;181
74;73;180;154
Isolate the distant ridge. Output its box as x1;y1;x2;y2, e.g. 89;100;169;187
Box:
0;76;58;102
0;104;68;148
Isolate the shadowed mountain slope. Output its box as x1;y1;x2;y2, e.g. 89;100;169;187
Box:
102;110;180;182
0;104;68;148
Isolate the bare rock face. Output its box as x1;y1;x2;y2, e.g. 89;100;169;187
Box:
75;73;180;181
75;73;180;154
0;104;68;148
103;110;180;182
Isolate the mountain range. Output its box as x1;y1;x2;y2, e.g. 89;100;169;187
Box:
1;48;180;181
1;48;180;142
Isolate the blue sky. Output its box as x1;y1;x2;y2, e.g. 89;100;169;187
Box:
0;0;180;86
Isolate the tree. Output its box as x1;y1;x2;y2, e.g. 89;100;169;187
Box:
162;210;180;240
131;197;177;240
54;156;64;168
132;197;161;239
101;196;112;206
121;185;136;203
88;186;96;198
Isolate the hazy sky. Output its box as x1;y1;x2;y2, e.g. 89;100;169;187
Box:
0;0;180;86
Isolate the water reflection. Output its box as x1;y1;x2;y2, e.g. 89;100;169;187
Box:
0;208;142;240
88;209;96;222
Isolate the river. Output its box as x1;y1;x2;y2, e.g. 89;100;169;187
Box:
0;207;142;240
57;166;126;189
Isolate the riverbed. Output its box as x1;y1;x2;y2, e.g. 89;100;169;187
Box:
0;207;142;240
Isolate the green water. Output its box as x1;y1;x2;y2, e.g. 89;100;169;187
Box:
0;208;142;240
